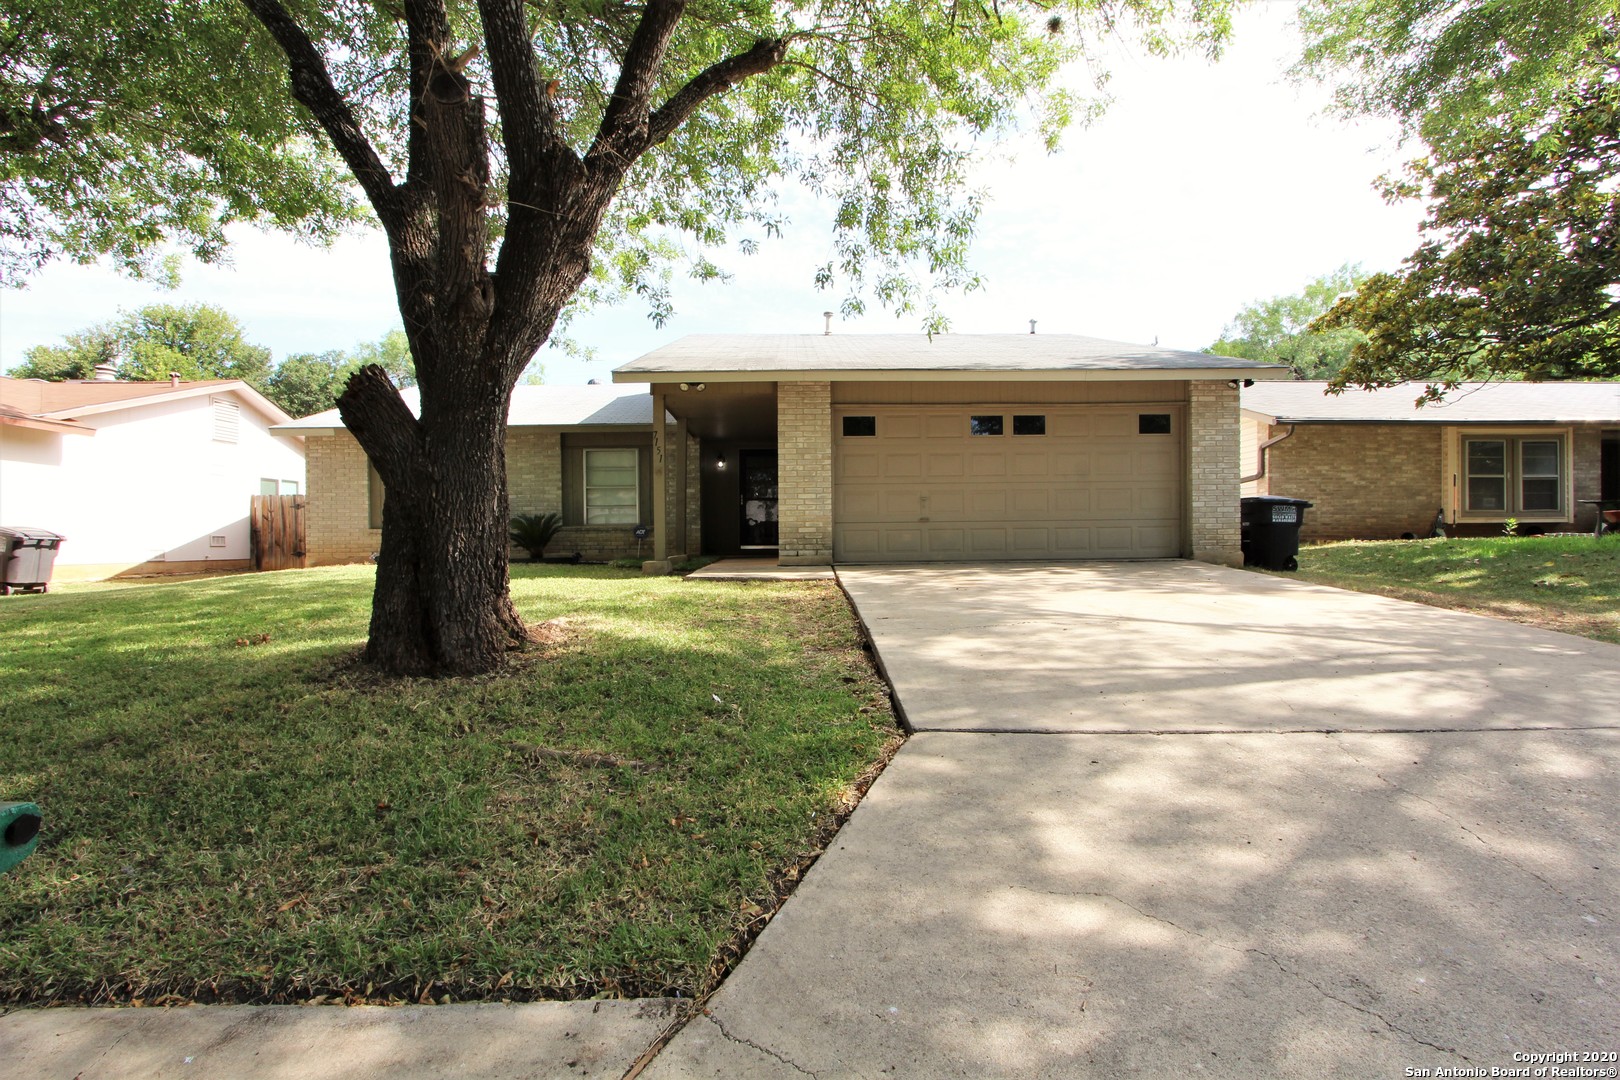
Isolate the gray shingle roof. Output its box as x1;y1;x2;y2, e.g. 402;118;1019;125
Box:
614;334;1286;378
1242;381;1620;423
273;383;658;431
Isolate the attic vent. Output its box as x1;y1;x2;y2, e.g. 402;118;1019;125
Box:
213;398;241;444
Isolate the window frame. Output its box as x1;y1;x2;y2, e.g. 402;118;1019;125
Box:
583;446;641;525
1456;429;1571;520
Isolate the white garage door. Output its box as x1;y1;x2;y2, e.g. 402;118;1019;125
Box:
834;405;1183;561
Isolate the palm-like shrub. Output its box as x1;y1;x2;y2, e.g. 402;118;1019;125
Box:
509;512;563;561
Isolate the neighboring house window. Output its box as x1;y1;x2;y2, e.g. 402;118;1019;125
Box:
259;479;302;496
1464;436;1565;515
584;448;639;524
282;479;300;495
260;479;279;496
368;462;385;529
213;399;240;443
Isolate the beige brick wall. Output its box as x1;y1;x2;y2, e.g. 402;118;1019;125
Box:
307;428;691;565
1188;380;1241;566
777;381;833;564
685;432;702;555
305;433;378;566
508;428;562;518
1266;423;1441;541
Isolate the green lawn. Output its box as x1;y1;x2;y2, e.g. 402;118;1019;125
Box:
1283;535;1620;644
0;565;902;1006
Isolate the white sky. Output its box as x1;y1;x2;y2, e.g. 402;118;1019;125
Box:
0;3;1424;388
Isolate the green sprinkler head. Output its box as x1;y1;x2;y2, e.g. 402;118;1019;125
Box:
1;802;42;874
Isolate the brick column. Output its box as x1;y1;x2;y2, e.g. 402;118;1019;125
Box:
1188;380;1242;567
777;381;834;565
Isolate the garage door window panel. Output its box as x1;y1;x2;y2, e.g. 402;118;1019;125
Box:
969;415;1003;436
1013;415;1045;436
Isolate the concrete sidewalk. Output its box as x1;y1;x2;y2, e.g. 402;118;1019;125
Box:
643;562;1620;1077
0;999;677;1080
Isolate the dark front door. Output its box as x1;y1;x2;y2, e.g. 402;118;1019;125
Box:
739;449;779;549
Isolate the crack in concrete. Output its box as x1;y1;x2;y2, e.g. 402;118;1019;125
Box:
1009;885;1466;1061
1330;737;1610;925
704;1012;818;1078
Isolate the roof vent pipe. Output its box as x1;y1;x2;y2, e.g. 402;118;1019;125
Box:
92;362;118;382
1029;319;1036;335
822;311;834;335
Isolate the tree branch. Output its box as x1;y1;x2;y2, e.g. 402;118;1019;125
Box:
586;0;688;166
337;363;420;484
648;35;791;147
402;0;452;193
476;0;552;180
241;0;401;230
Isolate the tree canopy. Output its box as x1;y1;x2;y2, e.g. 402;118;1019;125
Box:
1315;52;1620;393
11;303;271;384
1206;264;1368;379
13;309;418;418
263;330;417;417
1294;0;1620;143
0;1;359;282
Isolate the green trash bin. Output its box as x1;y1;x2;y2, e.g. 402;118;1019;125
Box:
1;801;43;874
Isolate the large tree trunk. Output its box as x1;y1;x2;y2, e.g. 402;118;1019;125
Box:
244;0;788;675
339;364;528;675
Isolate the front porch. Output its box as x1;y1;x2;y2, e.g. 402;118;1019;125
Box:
642;380;835;572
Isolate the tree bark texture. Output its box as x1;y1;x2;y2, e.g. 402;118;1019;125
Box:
244;0;790;674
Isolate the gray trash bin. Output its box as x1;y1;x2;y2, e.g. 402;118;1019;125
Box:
0;527;66;594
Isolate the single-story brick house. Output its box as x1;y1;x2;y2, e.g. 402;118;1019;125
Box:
277;383;698;565
285;334;1285;568
1241;381;1620;540
612;334;1284;567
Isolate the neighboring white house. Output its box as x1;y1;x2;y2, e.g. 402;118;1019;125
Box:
0;373;304;580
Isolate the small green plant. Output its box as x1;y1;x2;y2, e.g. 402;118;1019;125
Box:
1502;517;1519;537
509;512;562;561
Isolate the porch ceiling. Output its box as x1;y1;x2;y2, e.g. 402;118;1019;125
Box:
656;381;777;442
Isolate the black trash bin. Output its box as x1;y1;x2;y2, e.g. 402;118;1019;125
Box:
0;527;66;594
1240;497;1312;571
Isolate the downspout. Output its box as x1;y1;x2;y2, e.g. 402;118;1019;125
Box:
1241;424;1295;485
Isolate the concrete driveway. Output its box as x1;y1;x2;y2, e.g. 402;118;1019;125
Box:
646;562;1620;1078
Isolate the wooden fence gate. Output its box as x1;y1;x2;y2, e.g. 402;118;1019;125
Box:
250;494;307;571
